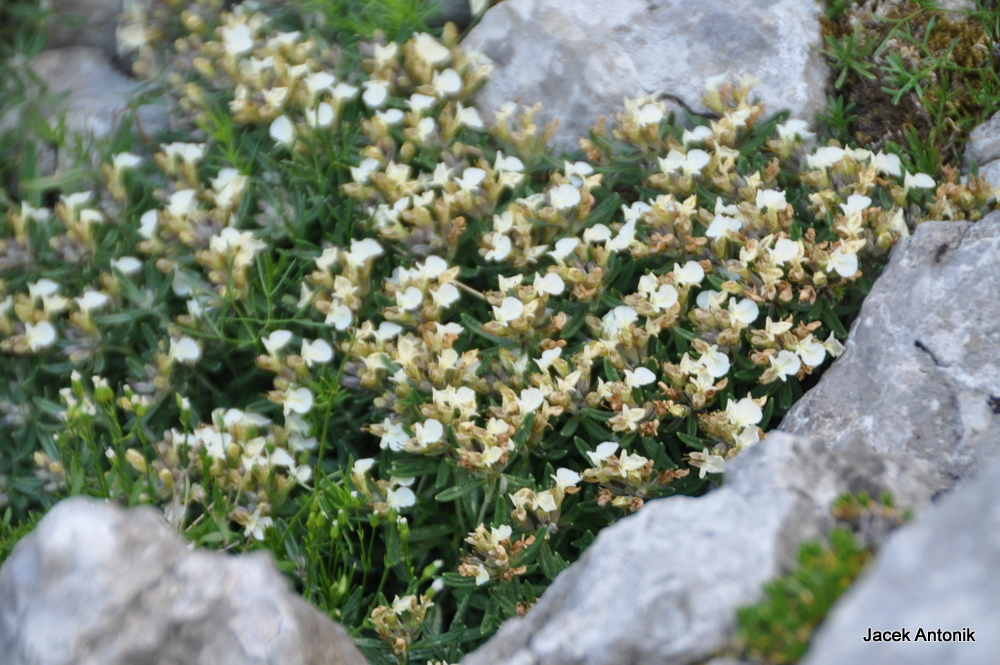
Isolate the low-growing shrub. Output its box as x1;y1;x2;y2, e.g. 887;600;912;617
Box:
0;1;993;662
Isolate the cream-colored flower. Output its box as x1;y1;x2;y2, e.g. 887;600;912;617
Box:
169;336;201;364
25;320;57;351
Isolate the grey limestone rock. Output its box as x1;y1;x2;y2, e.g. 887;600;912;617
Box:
0;497;368;665
965;111;1000;169
42;0;124;60
27;46;169;140
781;214;1000;510
801;458;1000;665
461;0;829;154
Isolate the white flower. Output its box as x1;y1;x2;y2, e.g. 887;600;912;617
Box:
431;283;460;308
776;119;815;145
167;190;198;219
650;284;679;311
533;272;565;296
379;419;408;451
396;286;424;311
332;82;359;105
456;167;486;192
840;194;871;216
495;151;524;173
169;336;201;364
701;346;730;378
350;158;380;184
756;189;787;212
548;237;579;262
303;71;336;100
485;234;512;262
301;338;333;366
243;508;272;541
553;468;581;491
673;261;705;287
456;102;484;130
725;397;762;429
408;93;437;113
536;347;562;372
283;387;314;416
263;329;293;356
706;214;742;239
770;238;801;266
682;125;713;147
694;453;726;478
587;441;619;465
659;149;710;176
305;102;335;128
728;298;759;326
25;320;56;351
269;116;295;146
413;32;451;66
607;220;636;253
796;335;826;367
414;419;444;448
493;296;524;323
361;79;390;108
376;108;404;125
516;388;544;413
624;366;656;389
346;238;384;267
432;68;462;97
806;146;845;170
601;305;638;337
826;247;858;278
112;151;142;172
27;279;59;302
220;23;254;57
75;290;110;312
583;224;612;243
326;303;353;330
549;184;581;211
387;486;416;510
353;458;376;475
904;171;935;190
870;151;901;177
769;350;801;381
469;0;488;15
635;101;665;127
823;332;846;358
110;256;142;275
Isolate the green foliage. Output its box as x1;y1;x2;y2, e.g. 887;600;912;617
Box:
735;527;870;664
0;1;994;663
819;0;1000;171
734;490;911;664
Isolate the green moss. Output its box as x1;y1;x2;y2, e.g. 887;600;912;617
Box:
733;492;910;664
820;0;1000;171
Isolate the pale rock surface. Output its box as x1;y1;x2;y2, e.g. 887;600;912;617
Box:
801;458;1000;665
964;111;1000;168
462;0;829;153
462;218;1000;665
42;0;124;60
781;214;1000;510
27;46;169;139
0;497;368;665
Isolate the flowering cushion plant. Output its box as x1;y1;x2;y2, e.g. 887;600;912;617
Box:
0;2;995;663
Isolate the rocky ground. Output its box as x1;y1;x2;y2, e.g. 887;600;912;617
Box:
1;1;998;664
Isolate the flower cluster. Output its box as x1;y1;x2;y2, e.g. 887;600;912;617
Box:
457;523;535;585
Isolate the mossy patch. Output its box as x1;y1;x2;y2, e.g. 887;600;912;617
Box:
820;0;999;170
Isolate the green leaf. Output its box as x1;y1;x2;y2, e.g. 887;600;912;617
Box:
442;572;480;589
435;480;485;502
675;431;705;450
